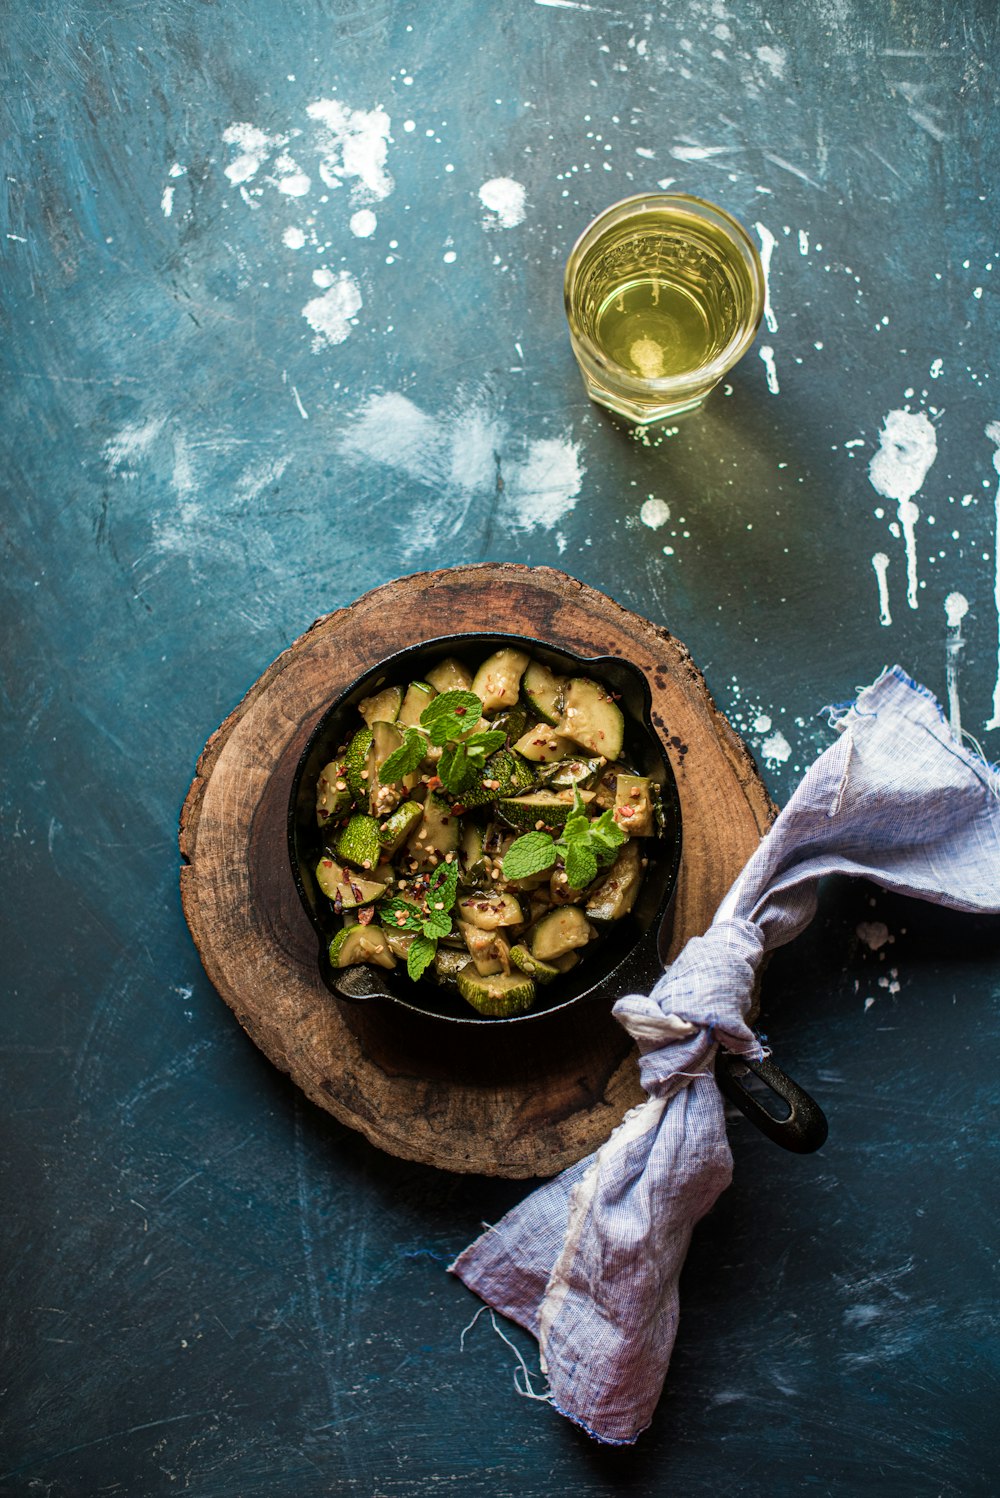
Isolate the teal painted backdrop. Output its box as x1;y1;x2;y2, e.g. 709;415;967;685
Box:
2;1;998;1492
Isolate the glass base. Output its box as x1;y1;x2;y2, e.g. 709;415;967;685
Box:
579;369;711;425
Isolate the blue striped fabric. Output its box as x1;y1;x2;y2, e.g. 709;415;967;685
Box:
450;667;1000;1443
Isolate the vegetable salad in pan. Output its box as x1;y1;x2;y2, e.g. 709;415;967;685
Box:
314;648;667;1017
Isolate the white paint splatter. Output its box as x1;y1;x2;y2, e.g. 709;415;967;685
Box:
670;144;735;162
222;122;283;185
312;267;335;288
929;357;943;379
639;498;670;529
273;154;311;197
503;438;583;532
479;178;527;229
753;714;772;733
857;921;890;951
161;186;174;217
755;45;786;78
169;162;185;179
761;730;791;764
350;208;378;238
985;422;1000;730
759;345;780;394
301;272;363;348
945;590;969;736
798;229;809;255
871;553;892;626
868;410;937;610
306;99;394;200
754;222;778;333
282;226;306;249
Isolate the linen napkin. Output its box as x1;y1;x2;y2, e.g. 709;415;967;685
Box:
450;666;1000;1444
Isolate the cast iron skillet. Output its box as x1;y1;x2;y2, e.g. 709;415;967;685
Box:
288;631;826;1149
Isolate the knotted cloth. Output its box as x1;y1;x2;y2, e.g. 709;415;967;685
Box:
449;666;1000;1444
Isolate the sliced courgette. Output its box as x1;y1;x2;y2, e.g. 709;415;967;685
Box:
458;920;510;976
315;858;388;908
529;905;594;961
457;892;523;930
585;840;643;921
358;685;403;728
543;756;606;791
513;727;579;764
497;788;595;831
315;759;353;826
509;944;561;984
522;659;565;726
425;657;473;693
613;774;655;837
472;648;530;714
398;680;437;727
343;726;374;806
378;800;424;857
457;969;536;1018
328;924;396;969
335;812;382;870
558;677;625;759
432;948;472;983
405;791;460;869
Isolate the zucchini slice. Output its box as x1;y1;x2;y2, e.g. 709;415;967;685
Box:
457;892;523;930
328;924;396;969
404;792;460;870
497;788;595;831
378;800;424;857
343;726;374;806
558;677;625;759
457;969;536;1018
522;659;565;726
529;905;594;961
512;727;579;764
458;920;511;976
585;840;644;921
398;680;437;727
315;858;389;908
334;812;382;870
358;685;403;728
315;760;352;827
432;948;472;983
613;774;655;837
509;944;561;984
472;648;530;714
425;657;474;693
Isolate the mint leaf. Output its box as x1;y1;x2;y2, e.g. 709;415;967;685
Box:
563;841;598;891
424;859;459;915
377;896;424;934
464;729;506;763
420;690;484;746
379;727;427;785
407;934;438;981
438;741;479;794
421;906;453;941
502;830;558;880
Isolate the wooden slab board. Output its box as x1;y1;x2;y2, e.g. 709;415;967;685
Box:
179;564;774;1177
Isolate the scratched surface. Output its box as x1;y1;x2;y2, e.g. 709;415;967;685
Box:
2;0;999;1492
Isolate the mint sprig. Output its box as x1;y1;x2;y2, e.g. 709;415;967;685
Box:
379;727;428;785
502;789;627;889
378;859;460;981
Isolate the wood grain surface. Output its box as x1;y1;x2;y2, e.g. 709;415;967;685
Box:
180;564;773;1175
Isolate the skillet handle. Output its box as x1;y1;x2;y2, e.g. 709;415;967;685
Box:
715;1048;828;1154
